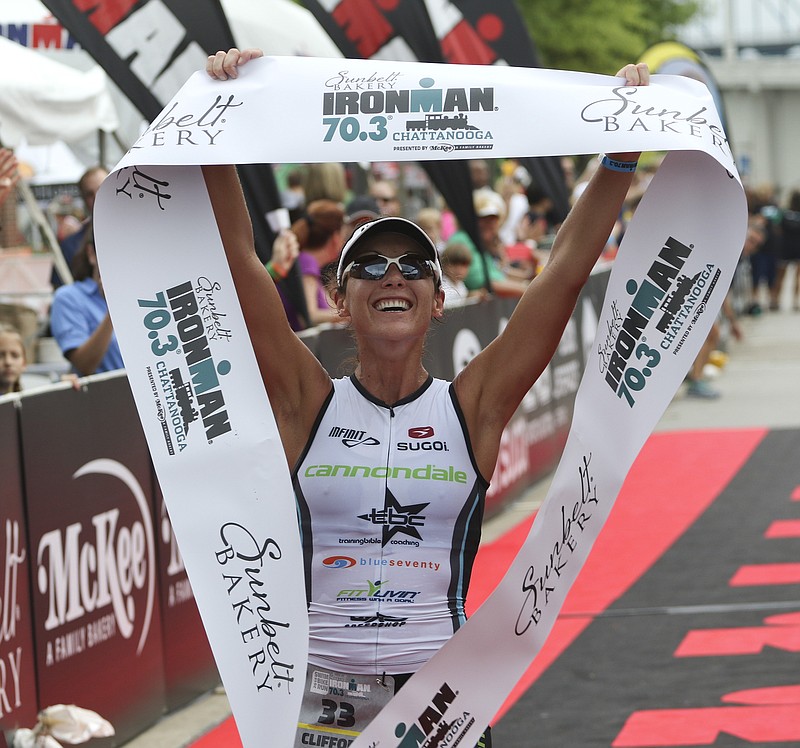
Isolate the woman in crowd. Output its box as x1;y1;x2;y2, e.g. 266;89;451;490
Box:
205;47;649;746
290;199;347;328
778;188;800;311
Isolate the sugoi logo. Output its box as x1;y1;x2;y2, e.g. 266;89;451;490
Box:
399;425;448;452
322;555;356;569
399;423;447;453
36;459;156;656
328;426;380;448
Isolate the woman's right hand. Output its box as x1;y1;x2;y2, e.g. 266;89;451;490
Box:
206;47;264;81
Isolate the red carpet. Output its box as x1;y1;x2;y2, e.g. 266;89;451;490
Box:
191;428;768;746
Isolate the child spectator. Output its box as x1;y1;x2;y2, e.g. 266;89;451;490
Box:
0;323;26;394
440;242;473;307
416;207;445;253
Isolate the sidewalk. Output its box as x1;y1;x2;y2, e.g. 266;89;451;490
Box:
123;303;800;748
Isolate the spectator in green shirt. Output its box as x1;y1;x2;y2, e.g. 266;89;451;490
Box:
449;191;529;297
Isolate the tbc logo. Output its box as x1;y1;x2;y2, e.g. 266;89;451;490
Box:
358;489;428;546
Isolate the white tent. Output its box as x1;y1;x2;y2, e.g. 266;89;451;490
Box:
0;35;119;148
0;0;341;178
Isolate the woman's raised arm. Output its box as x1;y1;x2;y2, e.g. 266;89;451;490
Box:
455;63;650;479
202;48;332;464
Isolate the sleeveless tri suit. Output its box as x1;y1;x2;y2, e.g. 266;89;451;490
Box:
293;375;489;675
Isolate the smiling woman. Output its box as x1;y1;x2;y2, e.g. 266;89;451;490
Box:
204;45;649;748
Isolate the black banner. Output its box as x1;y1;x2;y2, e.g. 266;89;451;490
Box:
0;400;38;732
19;377;166;745
37;0;292;294
301;0;570;225
443;1;571;220
37;0;230;121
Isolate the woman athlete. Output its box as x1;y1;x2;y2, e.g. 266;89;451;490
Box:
205;48;649;747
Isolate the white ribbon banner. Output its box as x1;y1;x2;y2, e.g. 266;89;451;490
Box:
94;56;746;748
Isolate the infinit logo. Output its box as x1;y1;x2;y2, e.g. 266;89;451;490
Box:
328;426;380;448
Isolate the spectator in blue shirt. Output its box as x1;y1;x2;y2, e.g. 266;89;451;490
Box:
50;222;123;376
54;166;108;287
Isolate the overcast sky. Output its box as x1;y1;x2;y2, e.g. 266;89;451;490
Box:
677;0;800;48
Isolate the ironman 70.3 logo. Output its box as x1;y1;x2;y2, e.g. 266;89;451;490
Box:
599;235;721;408
139;278;234;454
321;70;496;153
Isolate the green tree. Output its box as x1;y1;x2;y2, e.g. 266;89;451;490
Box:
516;0;703;74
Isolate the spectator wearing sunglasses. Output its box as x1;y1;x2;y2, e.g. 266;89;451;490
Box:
205;47;649;747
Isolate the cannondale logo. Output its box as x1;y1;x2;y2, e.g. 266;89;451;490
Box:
323;555;356;569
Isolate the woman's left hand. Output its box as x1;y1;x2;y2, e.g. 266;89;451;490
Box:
615;62;650;87
608;63;650;163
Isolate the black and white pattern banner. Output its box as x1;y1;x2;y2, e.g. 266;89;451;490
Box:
94;56;747;747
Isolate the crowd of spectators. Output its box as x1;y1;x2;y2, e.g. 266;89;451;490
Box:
2;144;798;404
267;156;647;328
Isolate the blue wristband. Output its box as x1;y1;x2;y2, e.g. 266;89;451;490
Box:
601;155;638;173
